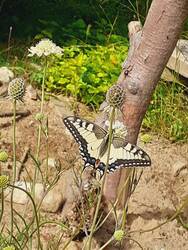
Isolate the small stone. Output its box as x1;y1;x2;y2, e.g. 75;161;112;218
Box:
25;85;37;100
172;160;187;177
167;39;188;78
43;158;56;168
4;181;44;204
0;67;14;84
41;184;64;213
64;241;80;250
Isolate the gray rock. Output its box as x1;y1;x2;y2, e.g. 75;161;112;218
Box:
0;67;14;84
25;85;38;100
172;160;188;177
167;39;188;78
64;241;80;250
42;157;56;168
41;184;64;213
4;181;44;204
161;67;179;82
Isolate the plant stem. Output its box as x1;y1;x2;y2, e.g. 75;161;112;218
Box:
36;57;48;160
0;189;4;224
10;99;17;243
9;184;43;250
87;107;115;250
12;99;17;183
30;56;47;250
32;57;48;193
99;237;114;250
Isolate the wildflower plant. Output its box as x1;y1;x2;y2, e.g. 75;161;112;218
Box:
6;77;26;243
28;39;63;191
87;84;126;249
27;39;63;249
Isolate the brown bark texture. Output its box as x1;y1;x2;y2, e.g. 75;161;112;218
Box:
104;0;188;207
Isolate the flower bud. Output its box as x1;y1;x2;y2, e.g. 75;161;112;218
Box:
0;175;9;189
0;151;8;162
113;229;125;241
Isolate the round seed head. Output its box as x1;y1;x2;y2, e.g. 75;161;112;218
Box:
35;112;45;122
2;247;15;250
113;229;125;241
106;85;126;108
0;175;9;189
8;78;25;101
0;151;8;162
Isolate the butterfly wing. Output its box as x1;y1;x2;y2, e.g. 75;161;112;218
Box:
98;136;151;174
63;116;107;169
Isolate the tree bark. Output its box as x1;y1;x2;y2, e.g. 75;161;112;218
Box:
103;0;188;207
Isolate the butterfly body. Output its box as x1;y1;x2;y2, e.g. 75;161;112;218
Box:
63;116;151;176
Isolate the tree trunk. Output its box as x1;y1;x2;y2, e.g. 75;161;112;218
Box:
103;0;188;208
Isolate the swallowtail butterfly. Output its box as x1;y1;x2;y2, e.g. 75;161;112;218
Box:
63;116;151;176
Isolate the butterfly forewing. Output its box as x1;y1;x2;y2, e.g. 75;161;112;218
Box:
63;116;107;168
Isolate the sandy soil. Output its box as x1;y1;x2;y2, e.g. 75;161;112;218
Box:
0;94;188;250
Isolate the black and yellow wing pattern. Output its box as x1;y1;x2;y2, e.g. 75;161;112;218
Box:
63;116;151;175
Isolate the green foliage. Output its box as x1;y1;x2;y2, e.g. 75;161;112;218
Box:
143;81;188;141
31;43;128;107
0;0;153;43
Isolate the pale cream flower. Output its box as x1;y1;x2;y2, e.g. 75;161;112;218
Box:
28;39;63;57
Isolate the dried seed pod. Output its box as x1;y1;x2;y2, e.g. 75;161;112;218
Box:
8;78;25;101
106;84;126;108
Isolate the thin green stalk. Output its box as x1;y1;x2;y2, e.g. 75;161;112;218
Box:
96;171;132;231
31;56;47;250
99;237;114;250
35;57;48;165
0;189;4;224
86;107;115;250
33;57;47;188
9;184;43;250
10;99;17;243
12;99;17;183
44;118;49;186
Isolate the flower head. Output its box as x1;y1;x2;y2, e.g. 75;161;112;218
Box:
28;39;63;57
0;151;8;162
2;247;15;250
35;112;45;122
8;78;25;101
106;84;126;109
0;175;9;189
113;229;125;241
